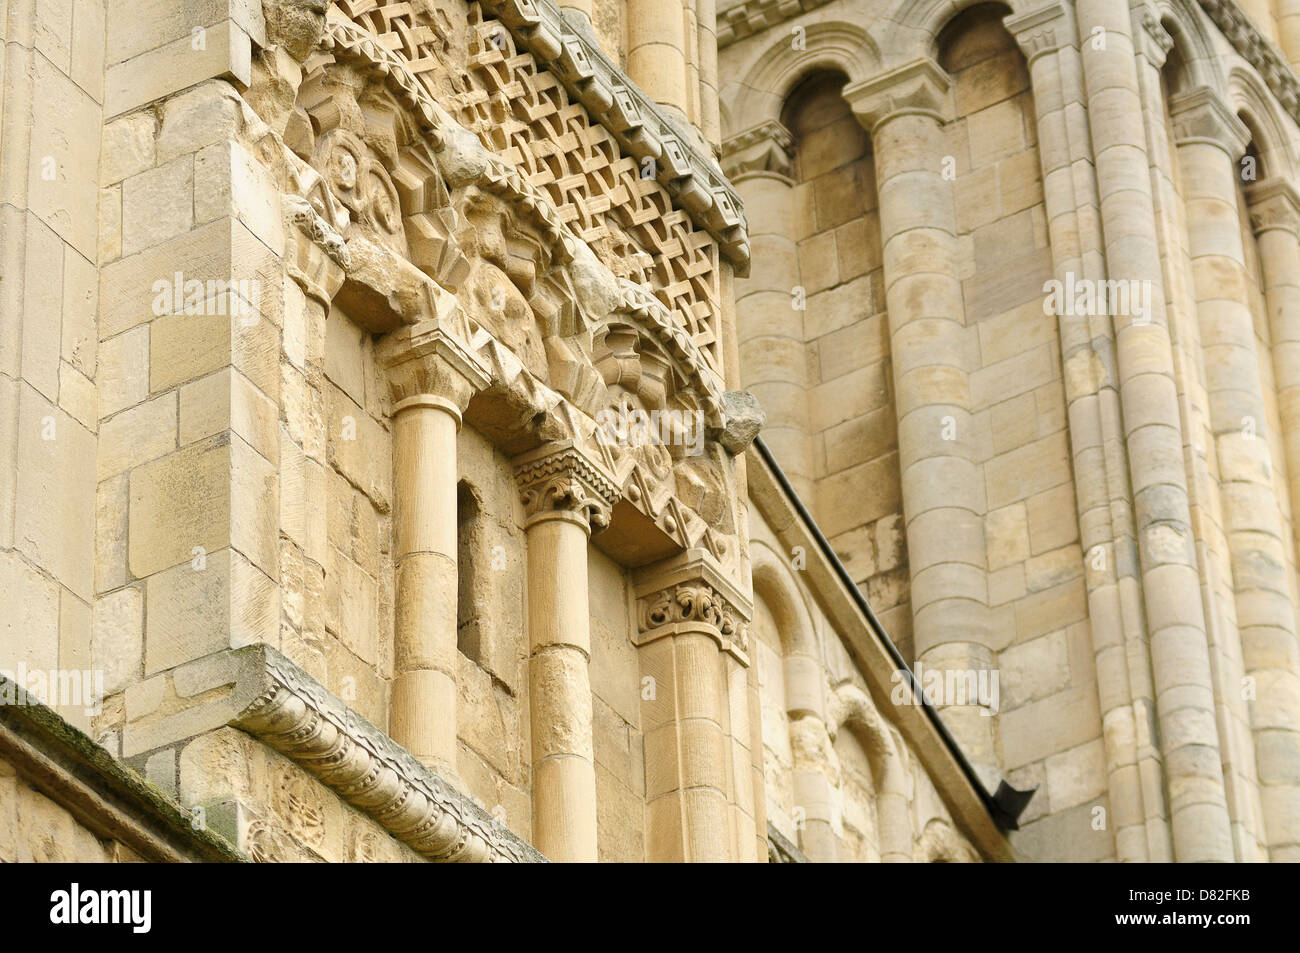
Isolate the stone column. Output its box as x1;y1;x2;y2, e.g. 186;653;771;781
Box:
1248;179;1300;570
695;0;722;151
380;318;490;779
626;0;690;120
1171;89;1300;863
635;549;754;861
1282;0;1300;75
1242;178;1300;861
1004;1;1165;862
1076;0;1235;861
513;440;619;862
843;58;1000;790
724;123;817;502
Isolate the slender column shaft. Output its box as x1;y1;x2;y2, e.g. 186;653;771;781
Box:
1006;4;1163;860
1175;92;1300;863
515;441;618;862
390;396;462;776
525;511;598;862
731;164;815;503
1076;0;1234;861
626;0;689;117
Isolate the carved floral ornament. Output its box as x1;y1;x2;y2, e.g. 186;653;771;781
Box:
514;442;622;529
633;552;754;661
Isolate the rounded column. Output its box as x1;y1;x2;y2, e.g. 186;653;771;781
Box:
1076;0;1234;861
844;59;1000;789
381;321;490;780
514;441;619;862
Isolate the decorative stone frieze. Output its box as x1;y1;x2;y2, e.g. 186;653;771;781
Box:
475;0;748;262
1197;0;1300;119
716;0;835;47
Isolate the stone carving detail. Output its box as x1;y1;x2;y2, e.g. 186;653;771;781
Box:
1246;180;1300;234
326;0;740;376
637;581;749;655
515;443;621;528
639;582;748;648
231;649;544;863
716;0;835;47
1197;0;1300;121
313;127;407;252
1003;2;1074;62
721;120;795;179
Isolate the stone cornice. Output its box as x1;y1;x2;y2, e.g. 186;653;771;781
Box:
478;0;749;266
0;676;247;863
227;646;546;863
843;57;952;133
1196;0;1300;121
514;439;622;529
716;0;835;48
1169;85;1252;156
1245;178;1300;234
633;549;753;661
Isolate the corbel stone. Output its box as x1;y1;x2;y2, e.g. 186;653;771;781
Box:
842;57;953;134
634;548;753;663
1245;178;1300;236
1169;86;1252;158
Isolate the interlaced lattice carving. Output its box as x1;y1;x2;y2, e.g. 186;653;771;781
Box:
333;0;724;372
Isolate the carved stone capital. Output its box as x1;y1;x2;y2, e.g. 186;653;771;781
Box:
379;311;492;415
721;120;795;180
633;549;753;661
514;439;621;530
1246;178;1300;236
1169;87;1251;158
843;58;952;134
1003;2;1076;64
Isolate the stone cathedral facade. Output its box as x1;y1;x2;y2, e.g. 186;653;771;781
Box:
1;0;1298;864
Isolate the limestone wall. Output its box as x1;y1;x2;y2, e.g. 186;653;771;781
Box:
722;0;1300;863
